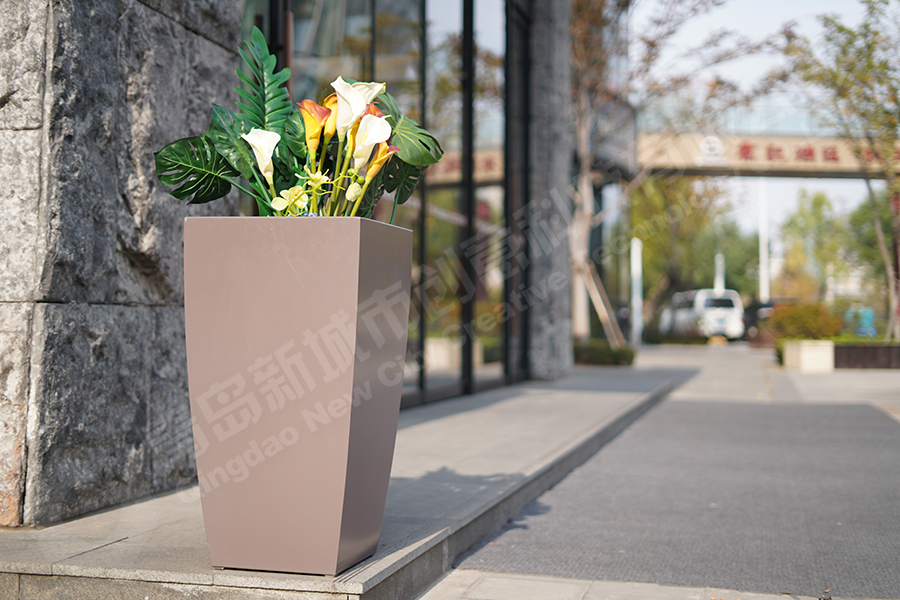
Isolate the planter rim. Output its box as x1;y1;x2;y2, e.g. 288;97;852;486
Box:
183;214;413;233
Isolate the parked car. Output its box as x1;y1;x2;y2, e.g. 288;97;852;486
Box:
659;289;745;340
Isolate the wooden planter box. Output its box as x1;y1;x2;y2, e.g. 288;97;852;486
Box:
834;344;900;369
184;217;412;575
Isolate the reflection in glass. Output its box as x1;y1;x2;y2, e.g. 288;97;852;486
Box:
423;187;465;392
239;0;270;49
423;0;464;392
375;0;422;120
374;0;423;398
381;196;423;397
473;0;505;385
290;0;372;102
474;0;505;154
426;0;463;153
473;186;505;382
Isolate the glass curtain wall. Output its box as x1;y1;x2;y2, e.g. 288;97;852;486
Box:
241;0;529;405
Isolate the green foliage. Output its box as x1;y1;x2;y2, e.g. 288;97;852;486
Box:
768;303;843;340
376;92;443;167
273;112;307;189
207;105;255;179
154;137;240;204
480;337;502;364
280;111;308;160
643;331;709;345
573;339;636;366
358;170;385;219
848;191;893;281
769;302;843;365
235;27;293;134
630;176;757;321
382;157;426;205
692;221;759;298
785;1;900;336
155;26;442;219
778;190;848;300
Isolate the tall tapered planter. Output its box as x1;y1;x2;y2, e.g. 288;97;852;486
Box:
184;216;412;576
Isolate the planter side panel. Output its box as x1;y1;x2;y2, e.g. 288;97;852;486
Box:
336;221;413;573
185;218;365;574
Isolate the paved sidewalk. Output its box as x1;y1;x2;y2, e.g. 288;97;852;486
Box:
418;570;863;600
635;344;900;420
434;344;900;600
0;367;672;599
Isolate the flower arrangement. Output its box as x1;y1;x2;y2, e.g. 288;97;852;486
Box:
155;28;442;221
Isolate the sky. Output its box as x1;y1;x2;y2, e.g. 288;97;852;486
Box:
631;0;878;240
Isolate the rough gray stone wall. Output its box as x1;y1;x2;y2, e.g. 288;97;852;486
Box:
0;0;240;525
527;0;574;380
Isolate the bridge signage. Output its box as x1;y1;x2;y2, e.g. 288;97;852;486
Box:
638;132;895;178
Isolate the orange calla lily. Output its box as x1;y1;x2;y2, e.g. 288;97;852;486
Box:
322;94;338;139
363;103;384;119
298;99;331;155
365;142;399;181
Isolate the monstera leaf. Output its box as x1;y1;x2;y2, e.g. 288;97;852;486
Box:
155;136;240;204
376;92;443;167
381;157;426;205
235;27;293;134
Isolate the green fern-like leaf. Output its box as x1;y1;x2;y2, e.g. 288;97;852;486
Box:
155;137;240;204
235;27;293;134
207;104;255;179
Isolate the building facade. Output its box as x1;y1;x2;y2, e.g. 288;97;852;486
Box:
0;0;572;526
243;0;574;405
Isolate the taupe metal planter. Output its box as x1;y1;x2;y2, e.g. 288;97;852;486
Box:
184;217;412;576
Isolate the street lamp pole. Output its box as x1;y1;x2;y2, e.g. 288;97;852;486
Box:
759;178;770;303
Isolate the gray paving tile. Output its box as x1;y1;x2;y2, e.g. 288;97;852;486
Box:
584;580;704;600
416;570;483;600
0;572;18;598
462;572;591;600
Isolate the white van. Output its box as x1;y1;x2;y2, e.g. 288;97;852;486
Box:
659;289;745;340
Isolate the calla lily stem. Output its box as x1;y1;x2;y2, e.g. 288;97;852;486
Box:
389;197;397;224
326;138;345;214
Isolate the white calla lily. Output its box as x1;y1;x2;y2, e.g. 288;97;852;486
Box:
352;115;392;172
331;77;368;142
331;77;386;142
352;81;386;103
241;128;281;186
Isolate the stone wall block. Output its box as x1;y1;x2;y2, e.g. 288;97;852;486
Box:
0;0;48;130
24;303;155;525
39;1;239;306
147;307;196;494
137;0;241;51
0;303;33;526
528;0;573;380
0;130;42;302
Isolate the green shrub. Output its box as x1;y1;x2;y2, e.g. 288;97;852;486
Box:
573;339;636;366
768;303;842;340
643;328;715;345
768;303;843;364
